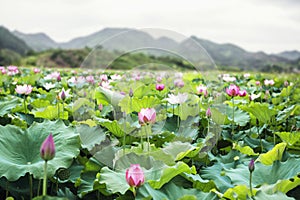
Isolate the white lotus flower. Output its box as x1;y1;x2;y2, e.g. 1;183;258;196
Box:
165;93;188;104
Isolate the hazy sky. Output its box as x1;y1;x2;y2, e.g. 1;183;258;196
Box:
1;0;299;53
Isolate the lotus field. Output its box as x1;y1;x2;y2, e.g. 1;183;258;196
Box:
0;66;299;200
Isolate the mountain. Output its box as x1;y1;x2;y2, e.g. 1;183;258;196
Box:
276;50;300;60
11;27;296;70
189;36;290;69
13;30;59;51
61;28;156;50
0;26;31;55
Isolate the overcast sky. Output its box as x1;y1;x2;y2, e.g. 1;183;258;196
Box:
1;0;299;53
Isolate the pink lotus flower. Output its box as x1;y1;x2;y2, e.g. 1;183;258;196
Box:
174;79;184;88
226;85;240;97
125;164;145;187
196;85;208;97
135;75;141;81
86;75;95;84
33;68;41;73
99;81;112;89
15;84;33;95
156;84;165;91
0;66;6;74
45;71;60;81
238;90;247;97
255;81;260;86
7;65;19;75
138;108;156;125
40;134;56;161
100;74;108;81
156;76;162;83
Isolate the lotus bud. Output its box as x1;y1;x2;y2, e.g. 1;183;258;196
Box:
40;134;56;161
98;104;103;111
206;107;212;118
129;88;134;97
248;159;255;173
125;164;145;187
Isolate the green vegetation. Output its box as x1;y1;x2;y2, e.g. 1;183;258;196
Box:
0;26;31;55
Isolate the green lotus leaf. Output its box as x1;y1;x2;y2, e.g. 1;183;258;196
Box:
97;118;135;137
77;171;98;198
137;182;218;200
0;97;21;116
222;185;252;200
257;142;287;165
77;124;106;151
0;120;80;181
275;132;300;146
95;87;125;107
233;142;259;156
31;99;51;109
240;102;277;124
227;107;250;126
33;195;68;200
148;161;196;189
181;173;216;192
254;190;294;200
210;105;228;125
118;95;160;114
113;152;165;173
98;167;130;195
201;162;234;193
33;104;68;120
173;103;199;121
224;158;300;194
162;141;200;161
276;105;299;123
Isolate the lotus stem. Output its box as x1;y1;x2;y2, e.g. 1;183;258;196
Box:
207;119;210;136
62;101;65;119
123;113;127;156
24;96;27;114
249;172;253;197
232;97;235;134
145;124;150;153
43;161;48;196
177;104;180;129
57;103;60;119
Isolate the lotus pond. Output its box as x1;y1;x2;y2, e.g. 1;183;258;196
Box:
0;66;299;200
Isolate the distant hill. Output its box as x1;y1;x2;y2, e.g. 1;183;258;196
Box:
13;30;59;51
0;26;31;55
10;27;299;70
276;50;300;60
190;36;290;69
